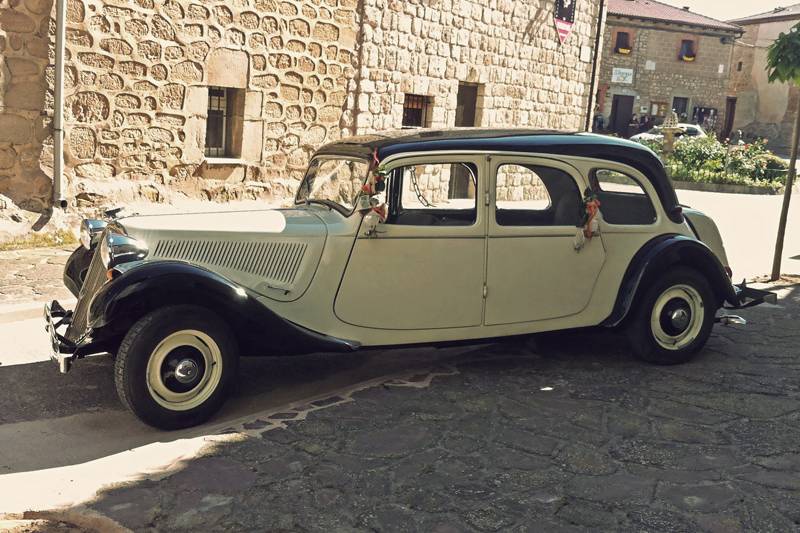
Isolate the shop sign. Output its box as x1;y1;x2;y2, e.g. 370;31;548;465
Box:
611;68;634;84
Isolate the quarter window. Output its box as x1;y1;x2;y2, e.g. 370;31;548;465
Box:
591;169;656;225
387;162;477;226
495;164;581;227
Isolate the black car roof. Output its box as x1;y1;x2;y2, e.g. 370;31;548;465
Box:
314;128;682;223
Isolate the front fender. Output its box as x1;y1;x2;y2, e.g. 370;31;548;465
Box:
87;260;358;356
602;234;737;327
63;246;93;298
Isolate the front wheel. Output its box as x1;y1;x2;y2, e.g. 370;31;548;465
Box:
114;305;238;430
627;267;717;365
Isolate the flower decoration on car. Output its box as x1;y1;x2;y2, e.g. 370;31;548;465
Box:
574;187;602;252
358;148;389;221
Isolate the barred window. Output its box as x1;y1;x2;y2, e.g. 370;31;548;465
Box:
402;94;432;128
205;87;244;158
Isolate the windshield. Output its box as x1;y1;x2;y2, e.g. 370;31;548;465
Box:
296;157;370;212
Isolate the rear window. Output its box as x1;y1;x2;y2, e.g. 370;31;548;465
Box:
591;169;657;225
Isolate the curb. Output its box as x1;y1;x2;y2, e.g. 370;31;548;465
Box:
0;298;76;323
671;180;785;195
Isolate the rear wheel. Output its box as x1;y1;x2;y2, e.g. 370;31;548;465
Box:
115;305;238;429
627;267;717;365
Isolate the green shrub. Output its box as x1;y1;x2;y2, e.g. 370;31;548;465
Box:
633;134;786;188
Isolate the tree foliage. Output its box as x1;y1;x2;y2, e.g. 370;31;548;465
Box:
767;23;800;85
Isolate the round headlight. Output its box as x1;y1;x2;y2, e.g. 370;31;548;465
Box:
80;225;91;249
99;233;111;267
80;219;108;250
103;232;148;268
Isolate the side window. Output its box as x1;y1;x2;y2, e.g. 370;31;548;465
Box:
495;164;581;227
388;162;477;226
591;169;657;225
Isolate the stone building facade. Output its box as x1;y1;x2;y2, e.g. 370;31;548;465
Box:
729;5;800;151
597;0;741;138
0;0;603;215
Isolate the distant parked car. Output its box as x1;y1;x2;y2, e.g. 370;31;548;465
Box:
631;123;707;142
46;129;775;430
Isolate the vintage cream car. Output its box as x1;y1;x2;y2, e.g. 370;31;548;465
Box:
46;129;774;429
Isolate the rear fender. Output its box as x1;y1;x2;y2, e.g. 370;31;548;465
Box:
87;260;358;356
602;234;737;327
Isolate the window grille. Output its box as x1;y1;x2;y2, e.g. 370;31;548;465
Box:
402;94;430;128
205;87;228;157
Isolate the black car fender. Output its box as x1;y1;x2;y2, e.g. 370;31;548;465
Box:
63;246;94;298
87;260;359;356
602;234;738;327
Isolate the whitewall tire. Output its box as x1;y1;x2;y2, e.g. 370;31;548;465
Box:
627;267;716;365
115;305;238;430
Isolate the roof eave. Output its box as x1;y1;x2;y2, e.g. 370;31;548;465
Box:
729;13;800;26
608;13;742;34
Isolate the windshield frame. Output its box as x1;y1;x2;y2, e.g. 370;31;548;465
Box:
294;154;371;217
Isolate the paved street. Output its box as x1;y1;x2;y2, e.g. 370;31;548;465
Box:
0;200;799;531
675;188;800;281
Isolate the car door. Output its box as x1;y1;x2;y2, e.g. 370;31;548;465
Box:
485;157;606;326
334;155;487;330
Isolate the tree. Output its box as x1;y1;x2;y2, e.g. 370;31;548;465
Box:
767;24;800;281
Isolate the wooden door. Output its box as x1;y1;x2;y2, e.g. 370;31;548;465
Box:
610;95;634;137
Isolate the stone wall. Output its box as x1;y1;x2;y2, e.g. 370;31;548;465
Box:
598;16;737;135
730;19;798;150
0;0;54;212
0;0;602;216
356;0;601;133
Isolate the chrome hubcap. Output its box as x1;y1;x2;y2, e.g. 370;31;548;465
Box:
650;284;704;351
146;330;223;412
669;308;691;331
174;359;200;384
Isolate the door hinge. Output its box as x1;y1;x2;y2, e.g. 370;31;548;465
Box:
482;284;488;298
484;193;490;206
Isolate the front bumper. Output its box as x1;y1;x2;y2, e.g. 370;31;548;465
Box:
44;300;77;373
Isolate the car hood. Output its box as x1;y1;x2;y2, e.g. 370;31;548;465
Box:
119;208;327;302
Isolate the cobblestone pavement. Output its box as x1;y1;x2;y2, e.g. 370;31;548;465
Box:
0;247;73;304
2;246;799;531
46;284;796;532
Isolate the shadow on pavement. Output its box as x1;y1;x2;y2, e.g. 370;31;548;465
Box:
0;325;635;478
2;283;798;531
0;348;407;475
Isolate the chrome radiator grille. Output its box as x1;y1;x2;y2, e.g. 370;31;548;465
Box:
152;239;307;286
65;238;107;342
